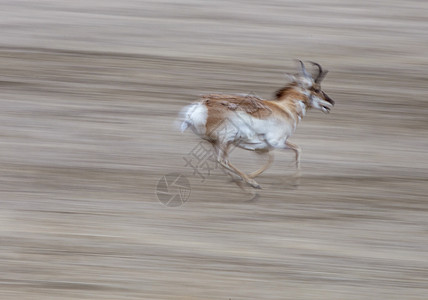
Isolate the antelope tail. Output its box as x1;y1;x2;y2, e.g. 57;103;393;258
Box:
181;120;191;132
179;102;207;133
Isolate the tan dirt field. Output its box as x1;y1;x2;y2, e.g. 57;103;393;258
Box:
0;1;428;299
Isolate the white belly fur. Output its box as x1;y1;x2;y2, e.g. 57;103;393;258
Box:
213;111;294;150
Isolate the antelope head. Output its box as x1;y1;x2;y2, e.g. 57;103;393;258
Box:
294;60;335;113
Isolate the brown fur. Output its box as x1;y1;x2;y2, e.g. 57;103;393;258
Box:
273;88;309;122
202;94;274;134
274;82;298;99
202;87;312;136
202;94;271;116
202;86;313;135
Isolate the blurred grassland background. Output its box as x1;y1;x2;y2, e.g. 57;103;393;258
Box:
0;1;427;299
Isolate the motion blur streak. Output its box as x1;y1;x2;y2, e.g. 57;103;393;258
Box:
0;1;427;299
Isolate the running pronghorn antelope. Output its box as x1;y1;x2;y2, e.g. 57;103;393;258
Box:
180;61;334;189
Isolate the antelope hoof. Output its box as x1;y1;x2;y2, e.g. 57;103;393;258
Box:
228;177;243;184
247;179;262;189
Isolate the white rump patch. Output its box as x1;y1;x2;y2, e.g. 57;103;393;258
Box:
179;102;208;135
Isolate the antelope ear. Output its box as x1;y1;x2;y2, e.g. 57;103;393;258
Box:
284;73;297;82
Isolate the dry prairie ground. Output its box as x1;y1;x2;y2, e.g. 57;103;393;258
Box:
0;1;428;299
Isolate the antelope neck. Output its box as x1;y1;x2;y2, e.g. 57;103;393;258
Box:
275;92;309;122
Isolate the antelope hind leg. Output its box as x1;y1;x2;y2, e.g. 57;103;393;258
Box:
214;143;262;189
248;151;274;179
226;161;261;189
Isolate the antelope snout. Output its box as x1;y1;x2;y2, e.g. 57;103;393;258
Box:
322;92;335;106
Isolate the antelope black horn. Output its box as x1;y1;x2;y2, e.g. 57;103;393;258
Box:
309;61;322;80
298;60;311;79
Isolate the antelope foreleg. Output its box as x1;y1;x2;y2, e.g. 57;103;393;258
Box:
284;141;301;186
285;141;301;171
